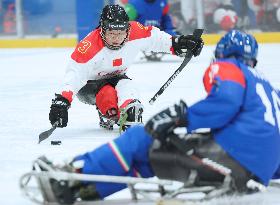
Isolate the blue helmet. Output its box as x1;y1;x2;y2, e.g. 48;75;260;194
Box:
215;30;258;67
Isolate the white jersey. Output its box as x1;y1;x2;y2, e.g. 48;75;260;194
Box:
61;21;173;97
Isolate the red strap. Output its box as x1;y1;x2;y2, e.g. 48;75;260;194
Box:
118;99;134;117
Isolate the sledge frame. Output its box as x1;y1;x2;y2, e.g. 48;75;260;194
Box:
19;158;280;205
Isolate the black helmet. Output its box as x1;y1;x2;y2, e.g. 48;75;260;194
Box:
100;4;129;31
99;5;130;50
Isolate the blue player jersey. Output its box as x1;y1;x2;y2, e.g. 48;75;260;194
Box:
126;0;176;35
187;59;280;185
73;59;279;198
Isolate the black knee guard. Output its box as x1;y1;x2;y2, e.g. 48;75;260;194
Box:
149;147;191;182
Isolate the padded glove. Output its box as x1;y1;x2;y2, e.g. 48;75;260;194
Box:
49;94;71;127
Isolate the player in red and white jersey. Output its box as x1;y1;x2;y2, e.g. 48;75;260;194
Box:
48;4;203;131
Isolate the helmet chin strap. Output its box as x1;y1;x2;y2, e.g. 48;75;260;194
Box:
245;58;257;68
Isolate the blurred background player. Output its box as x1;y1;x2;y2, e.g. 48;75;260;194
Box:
231;0;279;31
2;0;16;34
37;30;280;204
123;0;178;61
181;0;238;33
124;0;177;35
48;4;204;132
232;0;261;31
259;0;280;31
212;0;238;31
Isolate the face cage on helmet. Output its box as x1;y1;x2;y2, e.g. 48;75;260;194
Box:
100;25;130;50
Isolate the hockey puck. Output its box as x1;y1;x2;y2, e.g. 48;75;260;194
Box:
51;141;61;145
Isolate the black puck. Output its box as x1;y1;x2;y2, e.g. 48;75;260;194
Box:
51;141;61;145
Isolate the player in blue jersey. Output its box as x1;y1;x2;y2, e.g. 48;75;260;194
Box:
124;0;177;36
124;0;177;61
36;30;280;204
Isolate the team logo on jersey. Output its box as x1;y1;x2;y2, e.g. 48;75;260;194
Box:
77;40;91;54
113;58;122;67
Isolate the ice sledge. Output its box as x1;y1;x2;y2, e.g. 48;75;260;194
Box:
20;159;235;205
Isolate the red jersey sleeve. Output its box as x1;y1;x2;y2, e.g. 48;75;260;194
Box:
71;29;105;63
128;21;152;41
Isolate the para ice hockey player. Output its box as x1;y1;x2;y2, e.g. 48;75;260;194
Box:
124;0;178;61
49;4;203;131
35;30;279;204
124;0;177;36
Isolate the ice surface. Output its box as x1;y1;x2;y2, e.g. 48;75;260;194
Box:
0;44;279;205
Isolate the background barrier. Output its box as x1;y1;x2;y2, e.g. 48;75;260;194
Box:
0;0;279;48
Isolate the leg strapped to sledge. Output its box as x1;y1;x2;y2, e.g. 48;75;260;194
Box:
97;99;144;132
118;99;144;132
19;155;280;205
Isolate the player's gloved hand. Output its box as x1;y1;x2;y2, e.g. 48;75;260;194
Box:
172;34;204;57
49;94;71;127
145;100;188;141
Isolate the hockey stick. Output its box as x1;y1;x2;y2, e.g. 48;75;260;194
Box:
38;121;59;144
149;28;204;105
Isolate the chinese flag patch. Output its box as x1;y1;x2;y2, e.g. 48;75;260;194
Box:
113;58;122;67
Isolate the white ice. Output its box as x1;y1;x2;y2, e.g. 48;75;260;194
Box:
0;44;280;205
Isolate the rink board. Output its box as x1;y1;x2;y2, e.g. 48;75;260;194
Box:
0;32;280;48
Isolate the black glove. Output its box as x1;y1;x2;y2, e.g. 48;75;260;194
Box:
172;34;204;57
145;100;188;140
49;94;71;127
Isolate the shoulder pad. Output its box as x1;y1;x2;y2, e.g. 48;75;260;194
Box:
128;21;152;41
71;28;104;63
203;61;246;93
